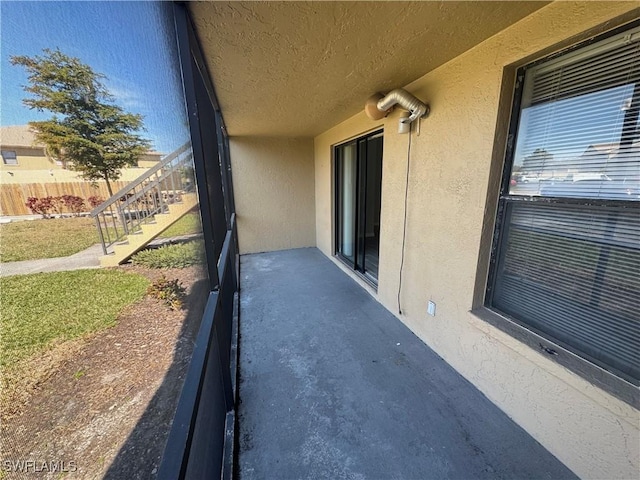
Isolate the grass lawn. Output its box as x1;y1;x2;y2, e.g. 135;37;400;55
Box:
0;217;102;262
0;269;149;369
158;211;202;238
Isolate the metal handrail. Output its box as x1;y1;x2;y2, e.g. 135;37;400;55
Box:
90;142;192;217
157;215;238;480
91;142;195;255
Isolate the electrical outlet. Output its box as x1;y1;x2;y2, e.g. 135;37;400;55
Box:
427;300;436;317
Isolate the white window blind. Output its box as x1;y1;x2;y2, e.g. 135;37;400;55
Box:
491;25;640;385
509;27;639;201
493;203;639;380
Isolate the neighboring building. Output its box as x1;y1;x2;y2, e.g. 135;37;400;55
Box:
580;142;640;176
0;125;163;184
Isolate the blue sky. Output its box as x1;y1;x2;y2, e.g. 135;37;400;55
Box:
1;1;190;154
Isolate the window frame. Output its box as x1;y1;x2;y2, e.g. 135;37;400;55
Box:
480;20;640;408
1;150;18;165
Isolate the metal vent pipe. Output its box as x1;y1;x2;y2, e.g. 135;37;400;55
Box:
377;89;429;123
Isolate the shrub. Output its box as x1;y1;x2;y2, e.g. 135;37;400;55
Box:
25;196;59;218
87;196;104;208
26;195;93;217
60;195;85;216
131;241;205;269
147;275;186;310
25;197;44;217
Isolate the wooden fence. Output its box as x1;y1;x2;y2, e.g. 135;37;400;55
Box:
0;181;129;216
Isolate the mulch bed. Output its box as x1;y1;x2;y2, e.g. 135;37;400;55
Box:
0;265;208;479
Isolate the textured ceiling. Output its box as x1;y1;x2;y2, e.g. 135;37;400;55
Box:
189;1;549;137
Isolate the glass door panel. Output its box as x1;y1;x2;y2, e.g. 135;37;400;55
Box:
363;134;383;279
335;131;383;283
337;142;357;264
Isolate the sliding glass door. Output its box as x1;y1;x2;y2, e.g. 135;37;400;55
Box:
335;131;383;283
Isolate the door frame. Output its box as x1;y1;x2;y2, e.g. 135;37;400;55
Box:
334;129;384;286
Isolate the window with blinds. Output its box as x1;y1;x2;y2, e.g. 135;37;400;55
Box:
488;24;639;385
1;151;18;165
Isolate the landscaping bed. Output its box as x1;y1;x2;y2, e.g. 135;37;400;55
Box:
1;269;149;371
0;264;208;479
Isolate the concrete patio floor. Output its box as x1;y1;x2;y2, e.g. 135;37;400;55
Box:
238;248;577;480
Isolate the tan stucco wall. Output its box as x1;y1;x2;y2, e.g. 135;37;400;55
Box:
137;152;163;168
315;3;639;478
0;167;157;185
0;148;54;170
230;137;315;254
0;147;160;182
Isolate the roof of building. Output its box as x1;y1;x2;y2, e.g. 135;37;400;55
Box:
0;125;165;158
583;142;640;158
0;125;41;148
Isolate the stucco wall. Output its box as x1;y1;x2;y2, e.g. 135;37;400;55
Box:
314;3;639;478
230;137;315;254
0;148;54;170
0;167;160;185
0;148;161;184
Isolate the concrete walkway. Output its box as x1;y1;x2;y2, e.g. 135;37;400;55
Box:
0;234;202;277
0;244;103;277
238;248;577;480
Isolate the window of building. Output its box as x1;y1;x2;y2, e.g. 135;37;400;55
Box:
335;130;383;284
487;24;639;387
1;150;18;165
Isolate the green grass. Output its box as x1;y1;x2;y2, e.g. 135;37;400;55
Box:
0;269;149;369
131;240;205;268
157;212;202;238
0;217;102;262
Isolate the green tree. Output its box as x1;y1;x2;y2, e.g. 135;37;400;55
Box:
11;49;151;197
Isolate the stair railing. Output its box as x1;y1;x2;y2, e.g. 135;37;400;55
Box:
91;142;195;255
